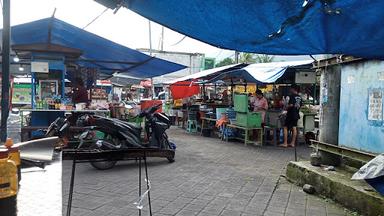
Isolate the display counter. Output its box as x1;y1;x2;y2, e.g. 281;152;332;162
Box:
20;109;110;140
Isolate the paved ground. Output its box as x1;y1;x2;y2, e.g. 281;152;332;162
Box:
62;127;356;216
18;158;62;216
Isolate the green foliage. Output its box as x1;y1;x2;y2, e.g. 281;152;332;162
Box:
255;54;274;63
215;57;235;67
239;53;256;63
215;53;274;68
239;53;275;64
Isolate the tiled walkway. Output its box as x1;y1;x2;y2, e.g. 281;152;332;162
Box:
18;158;62;216
61;127;356;216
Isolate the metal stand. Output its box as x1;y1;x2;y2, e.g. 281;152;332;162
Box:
65;151;153;216
66;154;77;216
144;155;152;216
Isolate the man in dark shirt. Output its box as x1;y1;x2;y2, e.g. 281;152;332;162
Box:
281;84;302;147
72;78;89;104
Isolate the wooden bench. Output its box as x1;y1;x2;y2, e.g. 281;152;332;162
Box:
225;124;263;146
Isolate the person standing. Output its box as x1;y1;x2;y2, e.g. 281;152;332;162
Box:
281;84;302;147
253;89;268;123
72;78;89;105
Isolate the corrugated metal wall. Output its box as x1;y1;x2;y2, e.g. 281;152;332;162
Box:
339;60;384;154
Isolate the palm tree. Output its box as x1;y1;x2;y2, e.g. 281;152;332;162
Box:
255;54;274;63
239;53;256;63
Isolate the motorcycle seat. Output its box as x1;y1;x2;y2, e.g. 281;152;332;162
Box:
123;122;142;138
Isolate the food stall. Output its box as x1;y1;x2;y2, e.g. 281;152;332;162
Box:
6;17;186;141
164;60;319;146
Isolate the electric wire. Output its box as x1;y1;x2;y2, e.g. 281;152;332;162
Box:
170;35;187;46
82;7;109;29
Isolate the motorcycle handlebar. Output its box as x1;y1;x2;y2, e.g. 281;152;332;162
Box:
139;103;162;118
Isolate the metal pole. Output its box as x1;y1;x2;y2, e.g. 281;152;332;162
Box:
144;155;152;216
160;26;164;51
1;0;11;142
67;154;77;216
235;51;239;64
203;83;206;100
148;20;153;56
148;20;155;99
138;158;142;216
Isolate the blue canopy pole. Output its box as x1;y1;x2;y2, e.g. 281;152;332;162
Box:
1;0;11;142
31;72;36;109
61;57;66;98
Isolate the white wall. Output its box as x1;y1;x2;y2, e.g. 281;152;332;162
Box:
137;49;205;84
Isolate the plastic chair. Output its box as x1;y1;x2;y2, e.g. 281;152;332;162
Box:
187;120;198;133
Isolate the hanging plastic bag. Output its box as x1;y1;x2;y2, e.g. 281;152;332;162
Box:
352;154;384;180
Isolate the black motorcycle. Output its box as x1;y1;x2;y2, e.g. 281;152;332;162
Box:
46;104;175;170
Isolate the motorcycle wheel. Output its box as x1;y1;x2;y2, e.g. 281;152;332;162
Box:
89;135;118;170
167;156;175;163
90;160;117;170
163;137;175;163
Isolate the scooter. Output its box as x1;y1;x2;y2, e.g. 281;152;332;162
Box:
46;104;175;170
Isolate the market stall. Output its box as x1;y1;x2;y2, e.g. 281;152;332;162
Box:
4;17;185;140
164;60;319;146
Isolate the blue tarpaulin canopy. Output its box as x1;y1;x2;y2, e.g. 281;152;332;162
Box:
164;63;246;84
5;17;186;77
207;60;314;84
111;0;384;59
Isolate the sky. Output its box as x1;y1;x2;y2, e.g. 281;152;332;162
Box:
0;0;313;63
0;0;236;61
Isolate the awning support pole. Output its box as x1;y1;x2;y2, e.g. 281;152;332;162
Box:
1;0;11;142
203;83;206;101
231;79;234;105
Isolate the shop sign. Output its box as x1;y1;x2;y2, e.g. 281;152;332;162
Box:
31;62;49;73
12;83;31;104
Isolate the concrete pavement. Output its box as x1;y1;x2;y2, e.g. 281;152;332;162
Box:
62;127;357;216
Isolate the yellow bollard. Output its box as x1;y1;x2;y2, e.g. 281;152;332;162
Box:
0;148;18;216
3;138;21;182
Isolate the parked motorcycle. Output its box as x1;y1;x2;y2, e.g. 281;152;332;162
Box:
46;104;175;170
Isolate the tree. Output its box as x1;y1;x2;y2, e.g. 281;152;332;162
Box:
215;57;234;67
255;54;274;63
239;53;256;63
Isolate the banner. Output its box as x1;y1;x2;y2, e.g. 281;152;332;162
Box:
12;83;31;104
170;81;200;99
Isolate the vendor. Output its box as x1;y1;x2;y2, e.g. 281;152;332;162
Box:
253;89;268;123
222;89;229;104
72;78;89;105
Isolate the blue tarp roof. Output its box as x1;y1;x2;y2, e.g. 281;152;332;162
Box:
207;60;314;84
119;0;384;59
6;17;186;77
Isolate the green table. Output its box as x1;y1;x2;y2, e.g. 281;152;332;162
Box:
225;124;263;146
